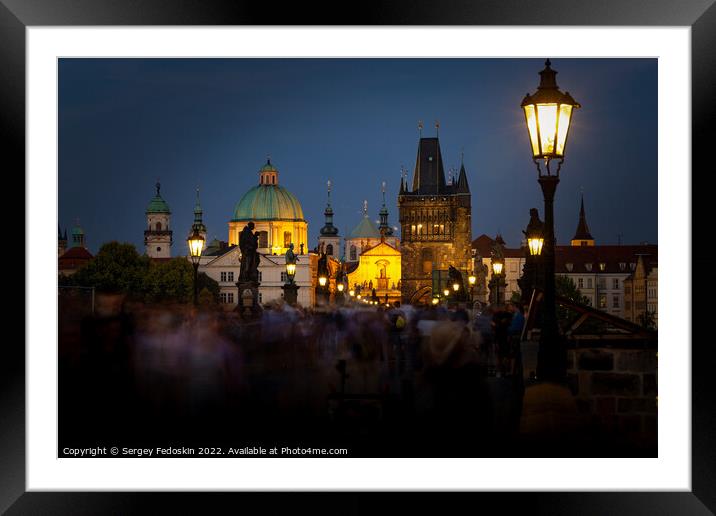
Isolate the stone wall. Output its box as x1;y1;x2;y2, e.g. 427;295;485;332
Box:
566;343;657;446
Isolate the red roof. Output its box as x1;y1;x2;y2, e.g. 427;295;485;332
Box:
555;244;657;274
471;234;524;258
58;247;93;270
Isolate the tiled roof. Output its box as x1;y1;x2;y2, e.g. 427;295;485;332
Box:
59;247;93;260
471;234;524;258
555;244;657;274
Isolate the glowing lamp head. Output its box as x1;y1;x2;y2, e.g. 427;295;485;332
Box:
349;289;355;297
521;59;580;162
357;294;362;300
432;298;439;305
187;229;204;264
285;262;297;282
492;260;504;276
443;289;450;297
468;275;477;286
524;207;545;256
337;283;344;292
318;275;327;287
452;282;460;292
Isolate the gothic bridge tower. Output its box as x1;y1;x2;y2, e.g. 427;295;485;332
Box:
398;134;472;304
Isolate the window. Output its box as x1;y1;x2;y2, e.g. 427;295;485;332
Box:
326;244;333;256
221;272;227;282
630;263;636;271
155;222;162;231
598;278;606;290
156;246;161;252
220;292;234;304
613;278;619;289
599;294;607;309
258;231;268;248
281;272;288;282
258;292;263;303
599;263;606;271
577;278;584;289
565;263;573;272
587;278;593;289
350;245;357;261
421;248;433;275
613;295;620;308
220;292;226;303
585;263;593;272
257;271;262;282
284;231;292;247
227;272;234;282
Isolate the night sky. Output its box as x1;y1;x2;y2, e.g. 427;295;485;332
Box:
58;58;657;254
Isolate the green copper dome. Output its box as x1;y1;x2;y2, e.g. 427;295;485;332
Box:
349;215;381;239
260;160;278;172
146;182;171;213
232;184;305;222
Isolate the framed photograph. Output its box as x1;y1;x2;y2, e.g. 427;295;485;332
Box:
4;0;713;512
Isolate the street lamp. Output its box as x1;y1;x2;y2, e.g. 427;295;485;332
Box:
187;229;205;305
452;282;460;292
282;245;299;306
491;257;504;306
468;274;476;306
318;275;327;287
522;58;580;383
525;208;545;257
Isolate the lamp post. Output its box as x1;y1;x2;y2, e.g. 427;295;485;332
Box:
490;257;505;306
520;208;545;305
282;244;299;306
521;58;580;382
468;274;477;307
187;229;205;305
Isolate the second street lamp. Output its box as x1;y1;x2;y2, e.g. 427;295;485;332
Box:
187;229;205;305
521;58;580;383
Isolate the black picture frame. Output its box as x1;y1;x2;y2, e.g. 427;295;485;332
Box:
3;0;713;512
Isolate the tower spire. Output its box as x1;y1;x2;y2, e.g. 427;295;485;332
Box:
571;192;595;245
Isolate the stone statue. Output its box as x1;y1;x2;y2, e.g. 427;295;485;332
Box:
239;221;260;283
285;242;297;266
448;265;466;302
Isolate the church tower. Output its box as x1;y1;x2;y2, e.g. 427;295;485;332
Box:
571;194;595;246
191;187;207;242
144;181;173;259
318;180;340;257
398;132;472;304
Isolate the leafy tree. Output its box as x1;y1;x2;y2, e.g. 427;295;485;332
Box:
555;275;591;306
197;272;220;302
142;258;193;303
638;310;657;330
198;287;214;306
72;242;149;294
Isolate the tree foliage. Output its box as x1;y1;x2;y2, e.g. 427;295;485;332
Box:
555;275;591;306
72;242;149;295
142;258;193;303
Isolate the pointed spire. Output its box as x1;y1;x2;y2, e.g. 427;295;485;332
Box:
155;181;161;196
455;153;470;193
319;179;338;237
192;187;207;235
572;193;594;242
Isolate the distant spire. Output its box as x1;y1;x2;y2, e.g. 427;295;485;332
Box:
379;181;393;236
155;181;161;196
363;200;368;217
572;193;594;242
192;187;207;235
455;154;470;193
319;179;338;237
418;120;423;138
435;120;440;138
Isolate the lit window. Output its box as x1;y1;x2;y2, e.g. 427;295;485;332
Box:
599;294;607;309
566;263;573;272
585;263;593;272
599;263;606;271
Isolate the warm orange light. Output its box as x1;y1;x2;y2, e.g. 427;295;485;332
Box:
337;283;344;292
492;261;504;276
528;236;544;256
468;275;476;286
452;283;460;292
432;298;439;305
349;290;355;297
318;276;327;287
443;289;450;297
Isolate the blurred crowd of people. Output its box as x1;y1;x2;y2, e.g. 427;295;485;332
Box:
59;297;527;454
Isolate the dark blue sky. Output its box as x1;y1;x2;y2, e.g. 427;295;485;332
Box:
59;58;657;254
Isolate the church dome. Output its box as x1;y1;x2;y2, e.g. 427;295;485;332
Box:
232;160;305;222
146;182;171;213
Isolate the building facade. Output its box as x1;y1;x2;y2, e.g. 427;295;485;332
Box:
624;254;658;328
398;136;472;305
58;220;93;275
345;239;402;303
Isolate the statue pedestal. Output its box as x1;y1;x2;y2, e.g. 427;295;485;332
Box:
236;281;262;319
281;282;300;307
